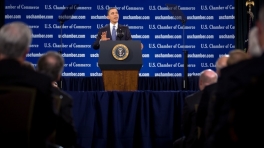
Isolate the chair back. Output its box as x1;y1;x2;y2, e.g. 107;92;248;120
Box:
0;86;36;147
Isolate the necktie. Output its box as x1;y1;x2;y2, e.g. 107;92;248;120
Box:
112;26;116;41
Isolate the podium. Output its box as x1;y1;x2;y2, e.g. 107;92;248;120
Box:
98;40;142;91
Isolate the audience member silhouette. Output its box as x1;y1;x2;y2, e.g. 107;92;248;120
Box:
37;51;77;148
195;55;229;147
197;49;249;147
206;4;264;148
0;21;57;147
173;69;217;148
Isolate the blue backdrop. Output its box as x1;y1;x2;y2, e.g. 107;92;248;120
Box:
5;0;235;77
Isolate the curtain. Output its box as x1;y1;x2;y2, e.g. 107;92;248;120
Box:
68;91;196;148
0;0;4;27
61;77;200;91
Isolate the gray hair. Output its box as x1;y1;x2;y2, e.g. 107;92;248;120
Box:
37;51;64;81
248;26;262;57
0;21;32;58
227;49;249;66
215;55;229;75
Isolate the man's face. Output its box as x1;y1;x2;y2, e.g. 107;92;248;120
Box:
107;8;119;24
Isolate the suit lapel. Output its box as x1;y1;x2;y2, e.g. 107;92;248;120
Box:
106;25;111;40
117;24;123;40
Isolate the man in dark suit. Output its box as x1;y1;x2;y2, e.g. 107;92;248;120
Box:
205;50;264;148
37;51;77;148
92;7;143;50
92;7;132;50
0;22;57;147
206;5;264;148
196;50;249;147
179;69;217;148
195;55;228;147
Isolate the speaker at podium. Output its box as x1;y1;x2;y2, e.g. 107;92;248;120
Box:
98;40;142;91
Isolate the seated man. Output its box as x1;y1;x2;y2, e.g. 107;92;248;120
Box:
174;69;217;148
37;51;77;148
0;21;57;147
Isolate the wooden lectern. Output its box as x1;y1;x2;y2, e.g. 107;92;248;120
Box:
98;40;142;91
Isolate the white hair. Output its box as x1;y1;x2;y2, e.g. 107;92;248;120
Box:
248;26;262;57
0;21;32;58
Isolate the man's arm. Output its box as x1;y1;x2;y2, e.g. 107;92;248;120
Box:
92;27;110;50
123;25;144;49
92;29;103;50
124;26;132;40
196;89;210;129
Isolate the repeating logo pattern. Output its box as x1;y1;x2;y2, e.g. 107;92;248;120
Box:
5;0;235;77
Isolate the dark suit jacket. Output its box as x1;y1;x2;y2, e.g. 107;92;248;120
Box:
182;91;203;148
52;87;77;148
204;84;218;138
211;55;263;132
92;24;132;49
196;83;217;129
0;59;57;148
196;83;217;147
206;53;264;148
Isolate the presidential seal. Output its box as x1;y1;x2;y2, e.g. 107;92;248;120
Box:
112;44;129;60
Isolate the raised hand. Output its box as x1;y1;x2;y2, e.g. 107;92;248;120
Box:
100;31;110;41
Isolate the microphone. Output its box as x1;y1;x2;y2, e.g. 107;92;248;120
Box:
117;28;124;40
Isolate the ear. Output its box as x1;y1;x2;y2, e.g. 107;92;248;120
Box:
106;15;110;20
23;48;29;60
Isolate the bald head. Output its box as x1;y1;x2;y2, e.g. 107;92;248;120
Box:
215;55;229;75
227;49;250;66
199;69;218;91
37;51;64;81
